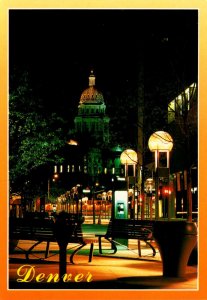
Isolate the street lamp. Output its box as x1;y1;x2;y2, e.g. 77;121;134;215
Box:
48;173;59;202
145;177;155;219
149;131;197;278
120;149;137;175
120;149;137;218
148;131;173;219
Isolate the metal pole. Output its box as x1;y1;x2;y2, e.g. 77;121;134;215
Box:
48;179;50;200
141;166;145;220
92;195;95;224
155;170;159;220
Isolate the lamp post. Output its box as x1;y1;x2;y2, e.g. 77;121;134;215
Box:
148;131;198;278
148;131;173;220
48;173;59;202
145;177;154;219
120;149;137;219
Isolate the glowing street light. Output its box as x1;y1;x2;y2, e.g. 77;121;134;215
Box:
120;149;137;219
148;131;173;219
120;149;137;176
148;131;173;169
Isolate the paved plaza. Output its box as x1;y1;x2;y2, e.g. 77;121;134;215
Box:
9;233;198;290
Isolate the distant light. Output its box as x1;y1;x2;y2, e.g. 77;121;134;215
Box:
83;189;90;193
117;177;126;181
162;37;169;42
68;139;78;146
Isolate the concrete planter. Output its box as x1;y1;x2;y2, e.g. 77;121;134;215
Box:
153;220;197;278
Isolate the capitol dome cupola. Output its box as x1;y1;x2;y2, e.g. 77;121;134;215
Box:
89;70;95;86
74;70;110;144
80;70;104;104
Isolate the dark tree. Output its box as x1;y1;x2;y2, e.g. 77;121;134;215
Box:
9;71;67;197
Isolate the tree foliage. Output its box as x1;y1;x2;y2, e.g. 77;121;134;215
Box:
9;71;66;193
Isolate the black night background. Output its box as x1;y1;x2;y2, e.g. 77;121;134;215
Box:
9;9;197;125
9;9;198;197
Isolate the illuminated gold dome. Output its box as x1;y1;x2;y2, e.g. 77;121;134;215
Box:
80;86;104;104
79;70;104;104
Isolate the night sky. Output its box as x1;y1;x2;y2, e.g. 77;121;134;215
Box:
9;9;198;126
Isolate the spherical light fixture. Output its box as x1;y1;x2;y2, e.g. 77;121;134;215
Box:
148;131;173;152
120;149;137;165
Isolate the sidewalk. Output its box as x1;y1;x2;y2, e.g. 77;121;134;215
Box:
9;239;198;290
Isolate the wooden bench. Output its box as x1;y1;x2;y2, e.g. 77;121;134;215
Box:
9;213;95;264
96;219;156;257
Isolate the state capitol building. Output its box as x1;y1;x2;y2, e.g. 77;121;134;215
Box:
53;71;124;192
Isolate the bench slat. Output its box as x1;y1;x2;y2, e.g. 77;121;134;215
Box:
9;215;93;263
96;219;156;257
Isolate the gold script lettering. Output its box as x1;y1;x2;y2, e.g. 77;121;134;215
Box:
36;273;45;282
47;273;60;283
74;273;84;282
62;273;72;282
16;265;35;282
85;272;93;282
16;265;94;283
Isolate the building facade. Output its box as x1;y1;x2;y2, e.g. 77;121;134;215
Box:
53;71;123;194
167;82;198;219
74;70;110;145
